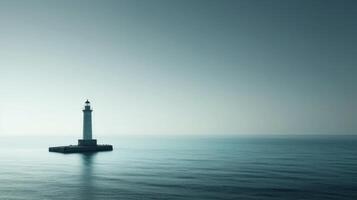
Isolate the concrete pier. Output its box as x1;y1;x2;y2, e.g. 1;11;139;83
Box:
49;144;113;153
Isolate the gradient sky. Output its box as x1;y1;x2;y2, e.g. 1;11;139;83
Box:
1;0;356;136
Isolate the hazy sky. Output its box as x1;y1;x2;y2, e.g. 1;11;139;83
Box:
1;0;356;136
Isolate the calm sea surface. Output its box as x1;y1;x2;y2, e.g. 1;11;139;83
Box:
0;135;356;200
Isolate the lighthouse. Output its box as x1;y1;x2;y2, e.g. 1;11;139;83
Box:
83;99;92;140
78;100;97;146
49;100;113;153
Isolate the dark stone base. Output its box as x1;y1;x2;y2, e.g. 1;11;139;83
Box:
78;139;97;146
49;144;113;153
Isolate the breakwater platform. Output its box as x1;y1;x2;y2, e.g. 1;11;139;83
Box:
49;143;113;153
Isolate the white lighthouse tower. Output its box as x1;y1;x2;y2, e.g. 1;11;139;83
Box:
78;100;97;146
83;99;92;140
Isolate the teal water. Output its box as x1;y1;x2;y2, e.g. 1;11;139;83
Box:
0;136;356;199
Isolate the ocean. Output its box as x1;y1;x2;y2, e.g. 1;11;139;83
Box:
0;135;356;200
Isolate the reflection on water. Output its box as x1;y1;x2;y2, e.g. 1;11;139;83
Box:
79;153;97;200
